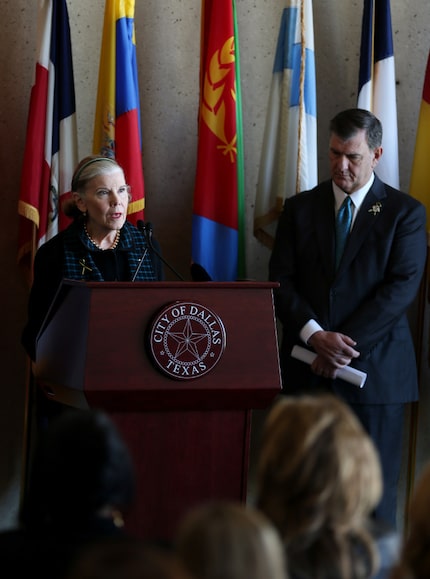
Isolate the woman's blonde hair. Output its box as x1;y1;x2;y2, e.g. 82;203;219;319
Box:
257;394;382;578
176;501;287;579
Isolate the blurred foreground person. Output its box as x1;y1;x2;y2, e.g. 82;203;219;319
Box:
0;409;136;578
257;394;399;579
390;462;430;579
66;539;192;579
175;501;288;579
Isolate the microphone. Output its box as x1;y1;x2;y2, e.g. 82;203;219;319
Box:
137;220;185;281
131;230;149;281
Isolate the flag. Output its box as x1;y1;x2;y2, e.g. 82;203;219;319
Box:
253;0;317;250
191;0;245;281
357;0;399;188
409;51;430;238
93;0;144;224
18;0;78;274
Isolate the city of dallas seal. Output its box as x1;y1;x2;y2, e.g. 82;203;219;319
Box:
148;301;226;380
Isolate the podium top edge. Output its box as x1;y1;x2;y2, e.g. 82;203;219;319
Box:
61;280;280;290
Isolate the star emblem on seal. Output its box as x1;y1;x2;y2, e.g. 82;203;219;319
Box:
148;301;226;380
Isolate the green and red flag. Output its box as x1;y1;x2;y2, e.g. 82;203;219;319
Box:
191;0;245;281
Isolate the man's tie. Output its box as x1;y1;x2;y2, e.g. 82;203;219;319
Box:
335;196;353;269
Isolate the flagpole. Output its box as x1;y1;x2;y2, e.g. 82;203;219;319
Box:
20;222;37;508
296;0;305;194
404;245;429;533
370;0;375;111
403;52;430;532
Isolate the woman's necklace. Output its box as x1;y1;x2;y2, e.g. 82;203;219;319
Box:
84;223;121;250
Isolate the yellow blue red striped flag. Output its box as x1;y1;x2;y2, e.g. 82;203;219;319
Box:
93;0;144;224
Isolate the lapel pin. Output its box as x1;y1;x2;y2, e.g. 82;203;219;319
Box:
368;202;382;216
79;258;93;275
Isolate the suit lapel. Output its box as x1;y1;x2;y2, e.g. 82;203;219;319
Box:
314;183;337;276
337;176;387;273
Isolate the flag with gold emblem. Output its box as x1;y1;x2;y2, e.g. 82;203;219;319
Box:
191;0;245;281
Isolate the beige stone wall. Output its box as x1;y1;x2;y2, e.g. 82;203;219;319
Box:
0;0;428;527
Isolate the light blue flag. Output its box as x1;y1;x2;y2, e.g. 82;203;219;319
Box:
254;0;317;249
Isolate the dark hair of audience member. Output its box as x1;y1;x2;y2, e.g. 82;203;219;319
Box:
20;408;135;530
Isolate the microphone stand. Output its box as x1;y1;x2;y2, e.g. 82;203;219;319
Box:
131;247;149;282
137;221;185;281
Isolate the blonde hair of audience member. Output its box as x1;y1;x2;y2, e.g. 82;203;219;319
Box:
257;394;383;579
175;501;288;579
390;462;430;579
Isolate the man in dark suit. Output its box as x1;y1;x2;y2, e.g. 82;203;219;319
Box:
269;108;427;527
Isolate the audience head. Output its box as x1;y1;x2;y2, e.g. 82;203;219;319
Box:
66;539;191;579
175;501;287;579
390;462;430;578
257;394;382;578
22;408;135;529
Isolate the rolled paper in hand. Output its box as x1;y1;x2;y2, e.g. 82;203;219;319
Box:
291;345;367;388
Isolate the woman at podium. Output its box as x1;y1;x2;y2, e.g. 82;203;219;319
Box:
22;155;164;361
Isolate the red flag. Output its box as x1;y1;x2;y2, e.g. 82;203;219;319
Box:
18;0;78;277
191;0;245;281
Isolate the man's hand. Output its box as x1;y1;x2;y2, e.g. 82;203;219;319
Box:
308;330;360;379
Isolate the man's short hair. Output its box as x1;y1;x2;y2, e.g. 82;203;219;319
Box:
330;108;383;150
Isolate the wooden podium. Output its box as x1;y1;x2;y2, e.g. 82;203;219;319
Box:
33;280;281;541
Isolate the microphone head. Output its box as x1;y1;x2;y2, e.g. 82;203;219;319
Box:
145;222;153;235
190;262;212;281
137;220;145;231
